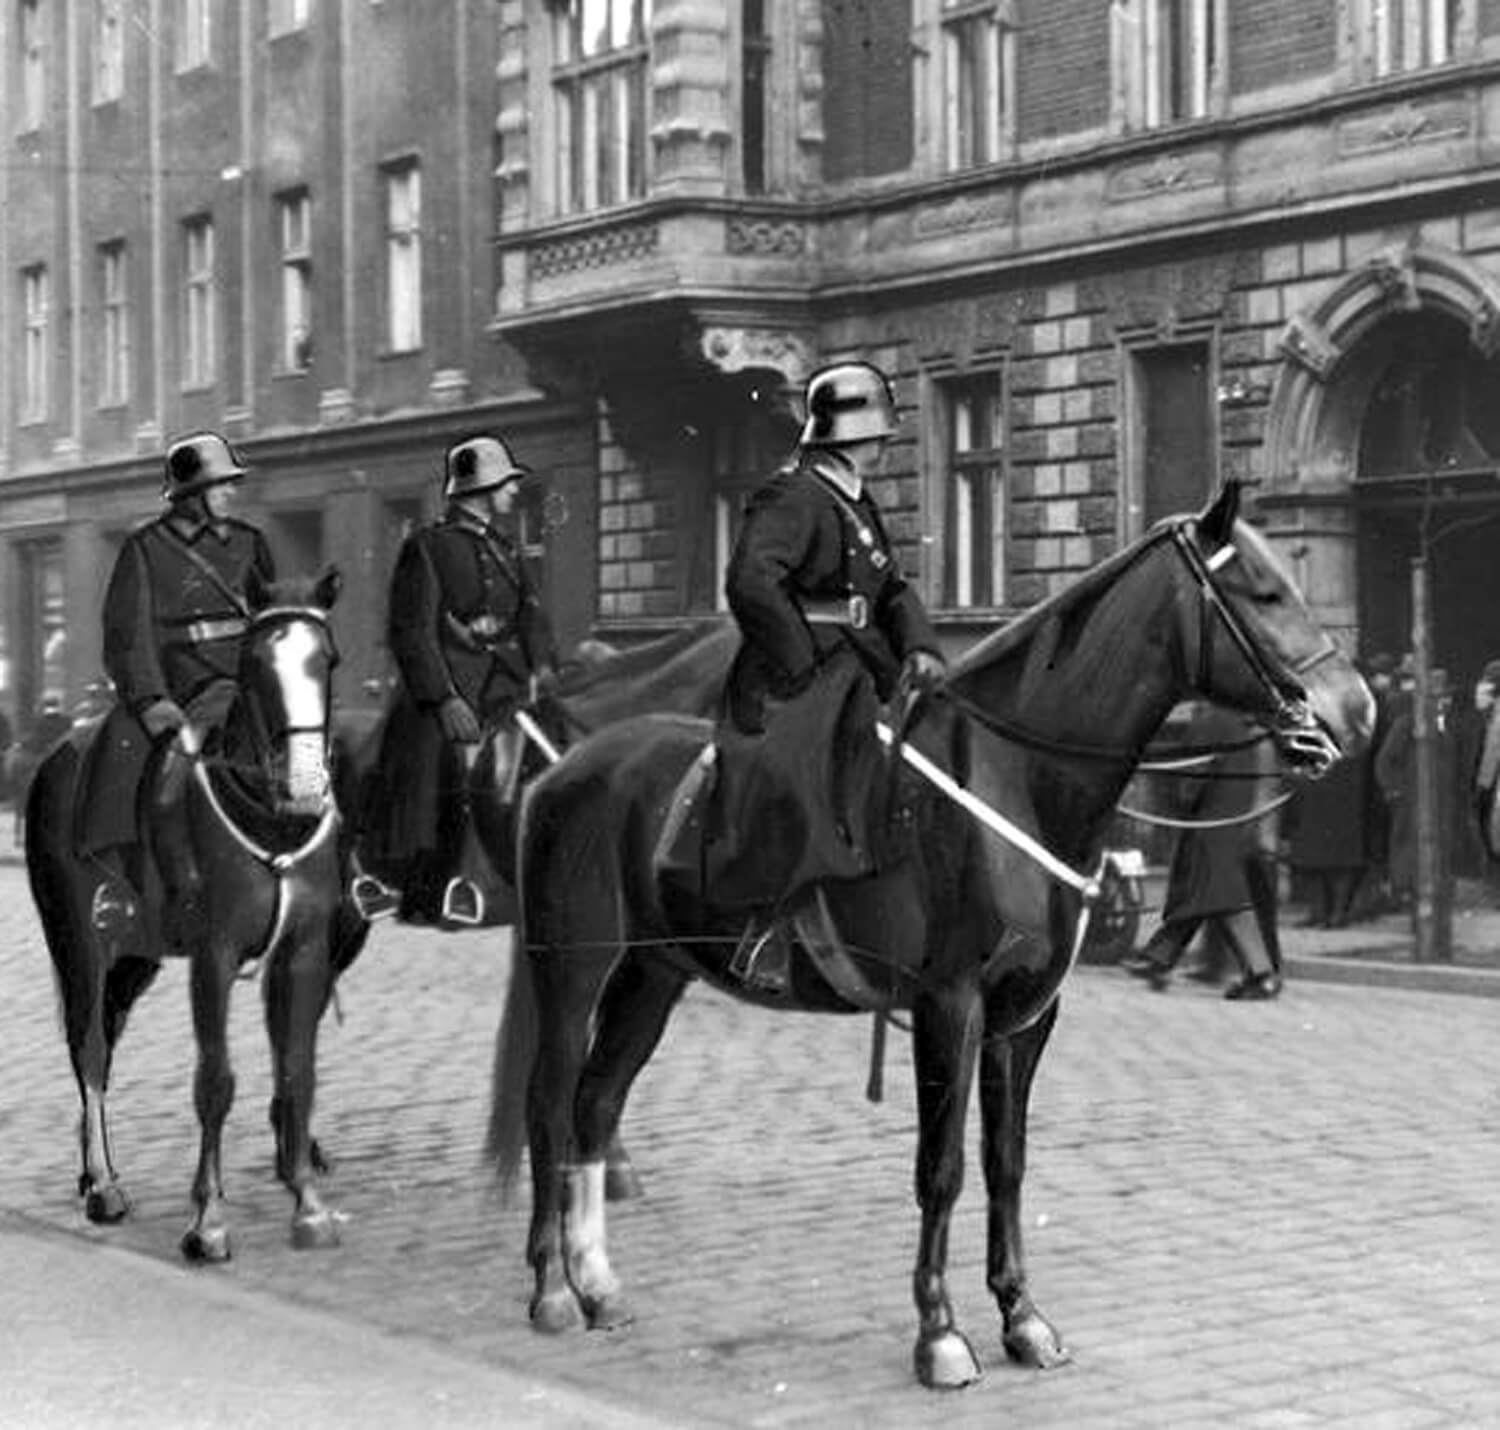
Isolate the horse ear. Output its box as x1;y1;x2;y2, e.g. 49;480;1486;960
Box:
1197;480;1242;549
312;565;343;611
244;565;271;613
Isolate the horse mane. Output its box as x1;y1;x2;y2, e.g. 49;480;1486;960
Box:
947;522;1179;718
558;620;733;698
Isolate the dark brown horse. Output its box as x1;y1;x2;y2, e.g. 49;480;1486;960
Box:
27;569;365;1260
487;485;1375;1389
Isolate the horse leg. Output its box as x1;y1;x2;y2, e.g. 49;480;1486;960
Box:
525;944;619;1335
980;998;1069;1368
265;932;341;1251
910;979;985;1390
581;952;689;1203
181;949;237;1263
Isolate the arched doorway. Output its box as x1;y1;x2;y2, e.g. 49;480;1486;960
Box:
1353;307;1500;690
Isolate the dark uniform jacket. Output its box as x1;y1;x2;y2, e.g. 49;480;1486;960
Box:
79;513;275;852
366;510;555;864
702;457;941;910
724;458;939;734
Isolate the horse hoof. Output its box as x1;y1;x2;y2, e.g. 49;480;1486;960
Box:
530;1290;584;1335
583;1291;635;1331
914;1330;982;1390
291;1208;341;1251
181;1226;233;1264
1004;1313;1070;1369
604;1162;643;1202
83;1183;130;1225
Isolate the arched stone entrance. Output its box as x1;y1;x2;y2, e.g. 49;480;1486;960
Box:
1261;237;1500;687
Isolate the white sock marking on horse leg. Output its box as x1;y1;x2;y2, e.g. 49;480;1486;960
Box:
564;1161;619;1300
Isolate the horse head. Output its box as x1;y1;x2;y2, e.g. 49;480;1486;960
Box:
237;566;343;817
1176;482;1375;775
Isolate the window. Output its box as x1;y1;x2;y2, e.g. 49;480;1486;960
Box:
383;164;421;351
552;0;652;212
742;0;768;193
182;216;216;388
1358;0;1462;77
176;0;211;70
1112;0;1219;131
276;190;312;371
941;375;1005;609
19;0;45;131
702;417;781;612
94;0;124;101
270;0;310;34
21;265;48;422
942;0;1015;170
1127;342;1214;533
99;242;129;407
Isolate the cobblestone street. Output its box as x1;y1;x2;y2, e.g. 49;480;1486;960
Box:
3;857;1500;1428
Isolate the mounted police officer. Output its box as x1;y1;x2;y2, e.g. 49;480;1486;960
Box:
78;432;276;932
365;434;558;925
700;360;946;987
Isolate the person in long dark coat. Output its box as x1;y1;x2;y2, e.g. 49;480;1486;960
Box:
1123;703;1283;1000
1374;665;1455;911
76;432;275;926
1286;734;1371;928
364;434;557;925
691;362;945;988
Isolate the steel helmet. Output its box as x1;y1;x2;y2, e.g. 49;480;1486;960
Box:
162;432;248;501
798;361;900;446
443;435;530;500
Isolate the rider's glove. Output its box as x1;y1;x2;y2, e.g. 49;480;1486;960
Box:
900;650;947;695
437;695;482;745
140;698;187;739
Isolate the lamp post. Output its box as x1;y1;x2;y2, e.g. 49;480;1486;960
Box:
1409;554;1452;963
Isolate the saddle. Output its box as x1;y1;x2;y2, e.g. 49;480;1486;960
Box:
652;730;922;1011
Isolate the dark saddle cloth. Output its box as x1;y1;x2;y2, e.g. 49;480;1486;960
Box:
74;682;236;856
656;655;904;916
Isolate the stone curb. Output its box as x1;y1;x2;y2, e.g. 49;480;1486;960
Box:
1283;950;1500;998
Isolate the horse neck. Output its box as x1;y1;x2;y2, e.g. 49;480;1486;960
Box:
956;547;1189;858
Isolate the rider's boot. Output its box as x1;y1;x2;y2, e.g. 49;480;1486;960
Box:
151;747;203;949
89;845;140;938
730;907;793;993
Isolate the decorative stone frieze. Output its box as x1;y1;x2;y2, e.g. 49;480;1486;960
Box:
725;217;806;257
1336;96;1471;157
527;220;661;280
913;190;1016;236
1106;146;1223;203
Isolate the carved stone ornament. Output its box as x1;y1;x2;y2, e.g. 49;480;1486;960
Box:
1279;313;1339;381
699;326;814;384
1471;297;1500;361
725;217;807;257
528;220;661;281
1367;247;1421;313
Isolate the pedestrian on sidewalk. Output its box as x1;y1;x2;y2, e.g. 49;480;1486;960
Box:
1472;659;1500;878
1122;702;1283;1001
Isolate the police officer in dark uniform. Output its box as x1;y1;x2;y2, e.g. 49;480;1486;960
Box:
709;360;945;985
366;434;557;925
78;432;275;929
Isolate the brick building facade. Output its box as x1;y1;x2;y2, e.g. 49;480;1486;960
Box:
8;0;1500;735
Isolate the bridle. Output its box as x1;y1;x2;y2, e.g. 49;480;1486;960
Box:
234;604;339;766
946;519;1341;774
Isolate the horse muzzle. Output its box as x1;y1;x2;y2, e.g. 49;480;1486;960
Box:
1271;703;1341;780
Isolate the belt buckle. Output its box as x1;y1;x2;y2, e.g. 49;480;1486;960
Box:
846;594;869;630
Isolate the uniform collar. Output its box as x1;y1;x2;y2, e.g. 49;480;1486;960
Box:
165;508;231;545
447;504;507;541
806;453;862;502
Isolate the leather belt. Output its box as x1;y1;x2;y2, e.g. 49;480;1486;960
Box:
171;616;247;645
799;594;869;631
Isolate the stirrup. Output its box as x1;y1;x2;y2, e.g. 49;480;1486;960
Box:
441;877;485;927
350;873;400;922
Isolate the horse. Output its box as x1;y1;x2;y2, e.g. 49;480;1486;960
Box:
26;568;366;1260
486;482;1376;1389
